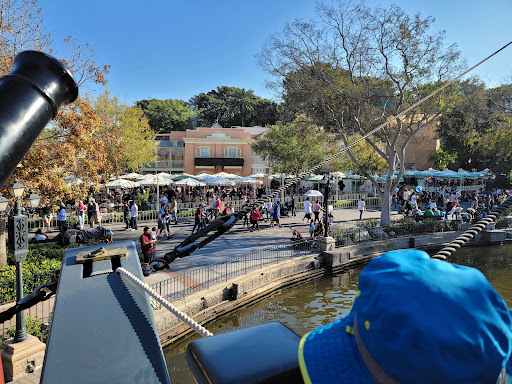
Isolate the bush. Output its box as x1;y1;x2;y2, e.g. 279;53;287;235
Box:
0;315;50;343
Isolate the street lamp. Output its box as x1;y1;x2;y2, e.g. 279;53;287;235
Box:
2;182;40;343
320;173;333;237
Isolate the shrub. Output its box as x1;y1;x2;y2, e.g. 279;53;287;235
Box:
0;315;49;343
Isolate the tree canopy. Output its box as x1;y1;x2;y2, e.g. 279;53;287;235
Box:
135;98;202;133
258;1;463;224
251;117;332;176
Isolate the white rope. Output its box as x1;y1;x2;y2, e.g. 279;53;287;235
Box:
90;269;114;277
115;267;213;337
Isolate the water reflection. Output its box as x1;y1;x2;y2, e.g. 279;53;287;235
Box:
164;245;512;383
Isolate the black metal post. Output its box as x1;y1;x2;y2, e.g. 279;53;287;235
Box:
8;199;28;343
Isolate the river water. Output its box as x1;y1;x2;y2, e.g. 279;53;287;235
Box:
164;244;512;383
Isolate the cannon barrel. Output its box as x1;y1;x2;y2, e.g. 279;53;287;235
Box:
0;50;78;189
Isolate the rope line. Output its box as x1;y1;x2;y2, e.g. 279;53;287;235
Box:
432;195;512;260
115;267;213;337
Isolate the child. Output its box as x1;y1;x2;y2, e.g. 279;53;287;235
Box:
309;220;315;238
150;227;157;241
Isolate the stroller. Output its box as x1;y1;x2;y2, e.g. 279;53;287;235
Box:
290;227;312;250
76;226;113;244
281;202;290;217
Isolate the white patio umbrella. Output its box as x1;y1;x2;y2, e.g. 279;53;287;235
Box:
212;172;241;179
205;177;236;186
195;173;213;180
249;173;266;178
63;175;83;186
119;172;141;180
138;174;174;186
173;178;206;187
304;190;323;197
238;177;262;184
105;178;139;189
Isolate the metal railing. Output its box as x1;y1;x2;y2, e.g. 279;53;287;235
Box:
149;239;317;302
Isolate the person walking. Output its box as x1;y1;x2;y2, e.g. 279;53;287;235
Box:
249;206;262;231
130;200;138;231
264;198;273;221
312;200;322;224
358;198;366;220
76;200;85;230
303;197;312;222
157;206;172;239
270;201;281;228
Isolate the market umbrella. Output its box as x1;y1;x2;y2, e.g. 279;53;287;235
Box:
119;172;141;180
205;177;236;186
304;190;323;197
173;178;206;187
238;177;262;184
138;174;174;186
195;173;213;180
212;172;241;179
249;172;266;178
105;178;139;189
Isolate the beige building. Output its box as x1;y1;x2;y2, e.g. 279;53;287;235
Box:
141;125;271;176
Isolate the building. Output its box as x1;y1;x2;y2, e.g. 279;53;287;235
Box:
141;124;271;176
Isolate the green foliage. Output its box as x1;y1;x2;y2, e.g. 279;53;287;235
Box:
0;315;49;343
135;98;200;133
252;117;332;176
433;148;457;169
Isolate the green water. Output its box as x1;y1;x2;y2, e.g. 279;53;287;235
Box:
164;244;512;383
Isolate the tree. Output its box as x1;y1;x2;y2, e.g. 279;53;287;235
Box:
258;1;463;224
94;92;158;176
438;82;512;174
190;86;280;127
135;98;200;133
227;88;257;127
251;117;332;176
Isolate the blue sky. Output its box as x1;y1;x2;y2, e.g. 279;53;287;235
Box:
39;0;511;105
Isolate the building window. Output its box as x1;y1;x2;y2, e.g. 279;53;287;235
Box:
197;146;213;158
224;147;241;158
171;149;184;168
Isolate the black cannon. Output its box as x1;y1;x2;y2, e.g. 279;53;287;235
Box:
0;50;78;189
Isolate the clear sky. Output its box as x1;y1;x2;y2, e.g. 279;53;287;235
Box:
39;0;512;105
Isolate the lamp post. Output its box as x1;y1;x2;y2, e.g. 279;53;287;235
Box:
320;173;333;237
1;182;41;343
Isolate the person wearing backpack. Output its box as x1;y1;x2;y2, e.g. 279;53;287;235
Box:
270;201;281;228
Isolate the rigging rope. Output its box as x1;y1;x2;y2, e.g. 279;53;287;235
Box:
432;194;512;260
115;267;213;337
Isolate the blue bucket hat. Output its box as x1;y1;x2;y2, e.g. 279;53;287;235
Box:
298;250;512;384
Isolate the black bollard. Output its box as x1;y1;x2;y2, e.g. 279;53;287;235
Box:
0;50;78;189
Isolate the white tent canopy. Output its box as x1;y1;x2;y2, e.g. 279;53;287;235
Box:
119;172;141;180
173;178;206;187
212;172;241;179
105;179;139;189
138;174;174;186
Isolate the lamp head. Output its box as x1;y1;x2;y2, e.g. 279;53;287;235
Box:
7;181;25;199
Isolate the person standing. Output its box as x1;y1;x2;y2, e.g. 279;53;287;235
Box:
41;204;52;233
87;198;98;228
140;226;156;271
264;198;273;221
56;202;67;231
192;203;206;234
76;200;85;230
123;202;131;230
358;198;366;220
303;197;312;222
130;200;138;231
157;206;171;239
290;196;296;216
169;197;178;224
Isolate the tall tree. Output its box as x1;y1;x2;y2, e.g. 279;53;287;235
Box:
227;88;257;127
135;98;200;133
252;117;331;176
94;92;158;176
258;1;463;224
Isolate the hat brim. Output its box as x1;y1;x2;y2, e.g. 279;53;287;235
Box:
298;311;375;384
